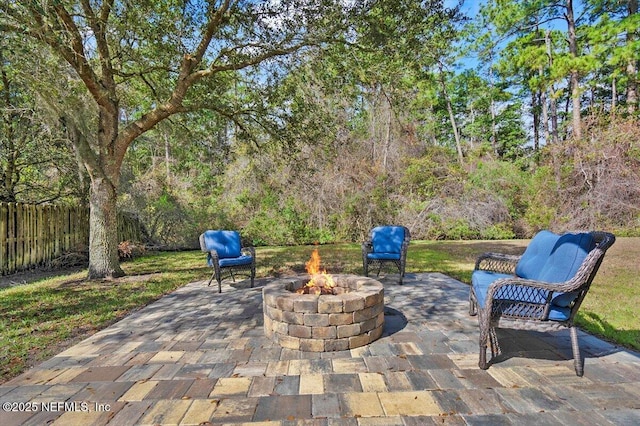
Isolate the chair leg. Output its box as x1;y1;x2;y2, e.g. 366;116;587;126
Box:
250;265;255;288
479;331;489;370
469;290;477;316
570;326;584;376
478;311;490;370
397;260;404;285
207;271;216;287
215;268;222;293
489;327;500;358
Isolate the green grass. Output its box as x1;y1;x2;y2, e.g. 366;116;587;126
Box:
1;239;638;383
0;251;209;381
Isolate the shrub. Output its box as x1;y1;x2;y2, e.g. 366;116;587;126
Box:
480;223;516;240
118;241;146;260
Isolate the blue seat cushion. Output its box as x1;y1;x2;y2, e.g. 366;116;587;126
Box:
551;291;580;308
472;271;516;307
367;252;401;260
218;255;253;268
371;226;405;255
547;305;571;321
202;230;242;258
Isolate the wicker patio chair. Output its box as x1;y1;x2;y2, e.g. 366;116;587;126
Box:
362;225;410;284
469;230;615;376
199;230;256;293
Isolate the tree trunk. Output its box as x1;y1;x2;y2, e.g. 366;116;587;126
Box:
164;132;171;183
88;174;124;278
438;62;464;165
532;91;540;151
540;78;549;149
85;105;125;279
566;0;582;139
612;76;617;114
627;0;638;114
382;94;391;172
489;66;498;155
546;30;559;144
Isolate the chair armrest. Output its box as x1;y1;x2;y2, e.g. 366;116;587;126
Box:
485;274;585;318
207;250;220;262
241;246;256;259
475;252;520;274
488;276;561;299
362;241;373;254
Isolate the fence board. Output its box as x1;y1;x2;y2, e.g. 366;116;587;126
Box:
0;202;142;275
0;203;6;273
8;203;16;272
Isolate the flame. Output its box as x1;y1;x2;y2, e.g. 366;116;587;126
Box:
296;249;336;295
305;249;323;275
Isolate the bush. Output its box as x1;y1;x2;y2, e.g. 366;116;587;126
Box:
523;117;640;234
480;223;516;240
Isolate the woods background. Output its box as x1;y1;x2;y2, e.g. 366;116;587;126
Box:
1;0;639;251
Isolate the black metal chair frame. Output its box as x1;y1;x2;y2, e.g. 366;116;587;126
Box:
362;225;411;285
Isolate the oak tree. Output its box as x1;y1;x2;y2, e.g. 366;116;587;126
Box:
1;0;359;278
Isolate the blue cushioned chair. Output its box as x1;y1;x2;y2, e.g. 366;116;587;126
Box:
362;225;410;284
199;230;255;293
469;230;615;376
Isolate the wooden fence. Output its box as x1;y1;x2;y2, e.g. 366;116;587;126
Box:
0;202;142;275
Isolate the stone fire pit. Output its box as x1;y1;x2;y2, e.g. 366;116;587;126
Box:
262;274;385;352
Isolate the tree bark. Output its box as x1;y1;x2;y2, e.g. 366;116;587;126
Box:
438;62;464;165
546;30;559;144
566;0;582;139
87;103;125;279
383;94;391;171
612;76;617;114
627;0;638;114
489;65;498;154
88;174;124;279
532;91;540;151
540;72;549;149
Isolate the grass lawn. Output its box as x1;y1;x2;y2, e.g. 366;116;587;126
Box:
1;238;638;383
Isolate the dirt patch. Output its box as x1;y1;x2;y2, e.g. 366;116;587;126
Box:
0;267;86;289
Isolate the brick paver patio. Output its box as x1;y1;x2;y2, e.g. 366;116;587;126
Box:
1;273;639;425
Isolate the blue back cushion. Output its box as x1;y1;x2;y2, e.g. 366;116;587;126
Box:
539;232;594;283
516;230;594;283
371;226;405;254
515;230;559;280
202;230;242;258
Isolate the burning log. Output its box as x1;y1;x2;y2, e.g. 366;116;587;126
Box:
296;249;337;295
